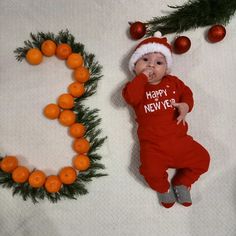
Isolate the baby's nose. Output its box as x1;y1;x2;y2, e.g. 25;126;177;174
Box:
148;61;155;67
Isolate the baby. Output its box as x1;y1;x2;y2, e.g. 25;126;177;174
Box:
122;33;210;208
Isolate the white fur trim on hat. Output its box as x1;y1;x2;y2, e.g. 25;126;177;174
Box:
154;31;162;38
129;43;173;74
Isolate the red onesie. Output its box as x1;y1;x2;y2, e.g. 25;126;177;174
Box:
123;73;210;193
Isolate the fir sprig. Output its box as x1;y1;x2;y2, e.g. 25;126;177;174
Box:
75;53;103;104
146;0;236;36
78;170;107;182
14;31;56;61
14;30;103;104
74;104;107;156
1;154;106;203
1;30;107;203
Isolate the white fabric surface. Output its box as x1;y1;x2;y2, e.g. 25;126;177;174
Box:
0;0;236;235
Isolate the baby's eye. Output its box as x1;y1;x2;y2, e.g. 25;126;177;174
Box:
156;61;162;65
142;57;148;62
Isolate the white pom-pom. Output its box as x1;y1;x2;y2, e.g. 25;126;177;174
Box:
154;31;162;38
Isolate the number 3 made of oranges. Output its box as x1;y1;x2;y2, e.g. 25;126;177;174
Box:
0;30;107;203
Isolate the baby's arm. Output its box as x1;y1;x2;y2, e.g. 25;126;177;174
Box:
122;73;148;106
171;102;189;125
171;77;194;125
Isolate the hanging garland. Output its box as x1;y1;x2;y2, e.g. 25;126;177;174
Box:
0;30;107;203
129;0;236;53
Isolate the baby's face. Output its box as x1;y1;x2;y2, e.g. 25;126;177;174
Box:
134;52;167;84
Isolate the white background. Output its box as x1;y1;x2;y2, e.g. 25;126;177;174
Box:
0;0;236;235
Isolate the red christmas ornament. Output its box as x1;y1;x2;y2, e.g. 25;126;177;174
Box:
207;24;226;43
173;36;191;54
129;21;146;40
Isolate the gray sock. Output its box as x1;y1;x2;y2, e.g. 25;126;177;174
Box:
173;185;192;205
157;187;176;204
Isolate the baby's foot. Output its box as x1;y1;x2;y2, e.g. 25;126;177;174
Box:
157;187;176;208
173;185;192;207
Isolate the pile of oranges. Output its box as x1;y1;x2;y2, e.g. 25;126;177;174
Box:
0;40;92;194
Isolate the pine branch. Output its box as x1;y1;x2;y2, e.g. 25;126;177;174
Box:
73;104;107;157
88;153;103;161
55;29;75;44
88;136;107;155
145;0;236;36
45;192;61;203
90;162;106;170
60;181;88;198
74;53;103;104
0;170;12;186
74;83;98;104
74;105;100;126
78;170;107;182
0;169;92;203
14;31;57;61
72;43;85;55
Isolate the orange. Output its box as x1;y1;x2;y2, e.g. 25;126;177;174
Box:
74;67;90;83
44;175;62;193
66;53;84;69
58;93;74;109
56;43;72;60
73;138;90;153
73;154;91;171
68;82;85;97
41;40;57;57
59;166;77;184
44;103;61;119
28;170;46;188
59;110;76;126
12;166;30;183
1;156;18;173
69;123;86;138
26;48;43;65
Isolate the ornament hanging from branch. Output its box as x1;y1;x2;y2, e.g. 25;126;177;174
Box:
144;0;236;37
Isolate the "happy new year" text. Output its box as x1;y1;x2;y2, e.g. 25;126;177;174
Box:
143;88;175;113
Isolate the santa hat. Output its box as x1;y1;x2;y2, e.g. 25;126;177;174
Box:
129;32;173;73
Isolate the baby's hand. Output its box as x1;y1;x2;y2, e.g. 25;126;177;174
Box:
171;102;189;125
142;68;154;81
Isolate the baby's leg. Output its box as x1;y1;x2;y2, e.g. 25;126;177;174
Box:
140;160;170;193
171;138;210;188
138;129;176;207
139;153;176;208
139;143;171;193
